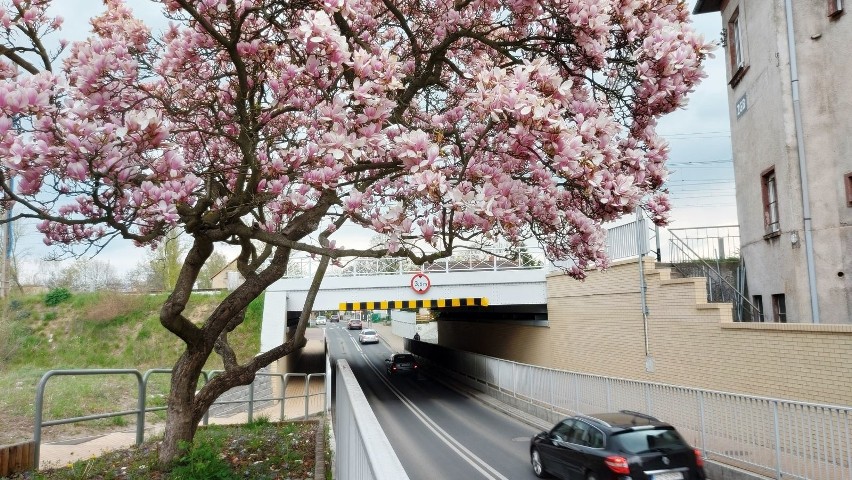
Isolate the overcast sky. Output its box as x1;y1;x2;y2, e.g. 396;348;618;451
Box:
12;0;735;280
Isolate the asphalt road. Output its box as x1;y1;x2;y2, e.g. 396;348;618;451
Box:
325;323;543;480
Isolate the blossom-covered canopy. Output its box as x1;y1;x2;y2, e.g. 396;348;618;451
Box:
0;0;712;277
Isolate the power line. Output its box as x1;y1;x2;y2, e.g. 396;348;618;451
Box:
659;129;731;137
668;159;733;166
666;179;734;184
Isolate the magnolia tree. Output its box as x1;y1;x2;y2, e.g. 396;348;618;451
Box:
0;0;712;467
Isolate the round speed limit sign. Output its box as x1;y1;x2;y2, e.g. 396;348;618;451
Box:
410;273;431;294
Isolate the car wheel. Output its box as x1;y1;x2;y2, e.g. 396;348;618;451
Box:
531;448;548;478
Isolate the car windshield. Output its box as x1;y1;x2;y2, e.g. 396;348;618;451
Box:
362;329;376;335
613;428;689;454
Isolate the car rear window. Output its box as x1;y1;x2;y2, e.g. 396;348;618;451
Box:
362;329;376;335
612;428;690;454
395;354;415;362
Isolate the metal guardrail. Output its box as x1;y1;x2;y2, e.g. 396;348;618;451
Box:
604;214;654;262
33;368;325;467
284;247;547;279
409;341;852;480
207;370;325;422
334;359;409;480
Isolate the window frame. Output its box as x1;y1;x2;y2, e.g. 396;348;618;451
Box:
568;420;606;449
752;295;765;322
772;294;787;323
552;419;577;442
727;8;749;87
845;172;852;207
761;167;780;237
829;0;844;17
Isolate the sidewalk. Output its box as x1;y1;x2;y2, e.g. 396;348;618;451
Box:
370;322;406;352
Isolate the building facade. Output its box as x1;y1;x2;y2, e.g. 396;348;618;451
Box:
210;259;244;290
694;0;852;323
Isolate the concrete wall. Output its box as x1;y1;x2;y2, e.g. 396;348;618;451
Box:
439;258;852;406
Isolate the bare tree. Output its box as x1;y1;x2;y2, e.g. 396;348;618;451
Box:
197;250;229;289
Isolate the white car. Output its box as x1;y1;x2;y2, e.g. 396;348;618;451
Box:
315;315;327;325
358;329;379;344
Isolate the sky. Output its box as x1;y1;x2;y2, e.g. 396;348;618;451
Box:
11;0;736;281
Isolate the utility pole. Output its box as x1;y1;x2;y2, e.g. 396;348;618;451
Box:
0;205;8;298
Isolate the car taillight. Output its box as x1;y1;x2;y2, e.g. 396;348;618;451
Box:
604;455;630;474
694;449;704;467
413;364;418;369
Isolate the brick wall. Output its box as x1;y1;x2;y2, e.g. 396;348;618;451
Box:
439;257;852;406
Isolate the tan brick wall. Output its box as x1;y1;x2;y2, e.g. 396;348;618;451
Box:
439;258;852;406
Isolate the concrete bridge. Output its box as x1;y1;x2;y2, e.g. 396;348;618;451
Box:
260;249;551;352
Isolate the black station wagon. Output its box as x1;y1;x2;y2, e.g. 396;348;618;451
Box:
530;410;705;480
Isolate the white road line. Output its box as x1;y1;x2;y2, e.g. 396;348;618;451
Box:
349;335;363;353
361;352;509;480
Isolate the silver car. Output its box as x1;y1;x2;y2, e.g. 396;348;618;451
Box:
358;329;379;344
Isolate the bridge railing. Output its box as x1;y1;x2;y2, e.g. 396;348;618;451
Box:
409;340;852;480
284;247;547;279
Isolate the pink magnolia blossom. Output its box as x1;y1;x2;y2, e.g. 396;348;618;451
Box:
0;0;711;278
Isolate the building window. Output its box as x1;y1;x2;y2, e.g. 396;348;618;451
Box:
762;168;780;235
727;8;748;86
752;295;764;322
845;172;852;206
829;0;844;17
772;294;787;323
729;11;744;68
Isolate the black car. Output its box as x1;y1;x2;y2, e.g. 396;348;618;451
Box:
530;410;705;480
385;353;419;377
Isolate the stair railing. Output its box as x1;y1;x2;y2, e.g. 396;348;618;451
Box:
668;230;759;322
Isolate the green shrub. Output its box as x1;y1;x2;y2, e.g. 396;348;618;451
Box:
171;439;236;480
45;288;72;307
43;311;57;321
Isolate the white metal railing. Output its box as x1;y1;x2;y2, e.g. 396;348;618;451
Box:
667;225;740;262
409;341;852;480
33;368;325;467
334;359;409;480
668;228;758;322
284;247;547;279
604;214;653;262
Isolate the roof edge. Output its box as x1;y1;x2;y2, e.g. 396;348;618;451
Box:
693;0;722;14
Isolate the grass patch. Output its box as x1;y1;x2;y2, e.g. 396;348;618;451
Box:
0;291;267;446
6;420;319;480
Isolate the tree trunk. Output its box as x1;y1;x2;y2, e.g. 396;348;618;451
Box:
158;351;207;467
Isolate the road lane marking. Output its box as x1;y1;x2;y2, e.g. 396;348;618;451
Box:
362;353;509;480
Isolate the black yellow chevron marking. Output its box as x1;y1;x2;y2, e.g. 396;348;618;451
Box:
338;297;489;311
